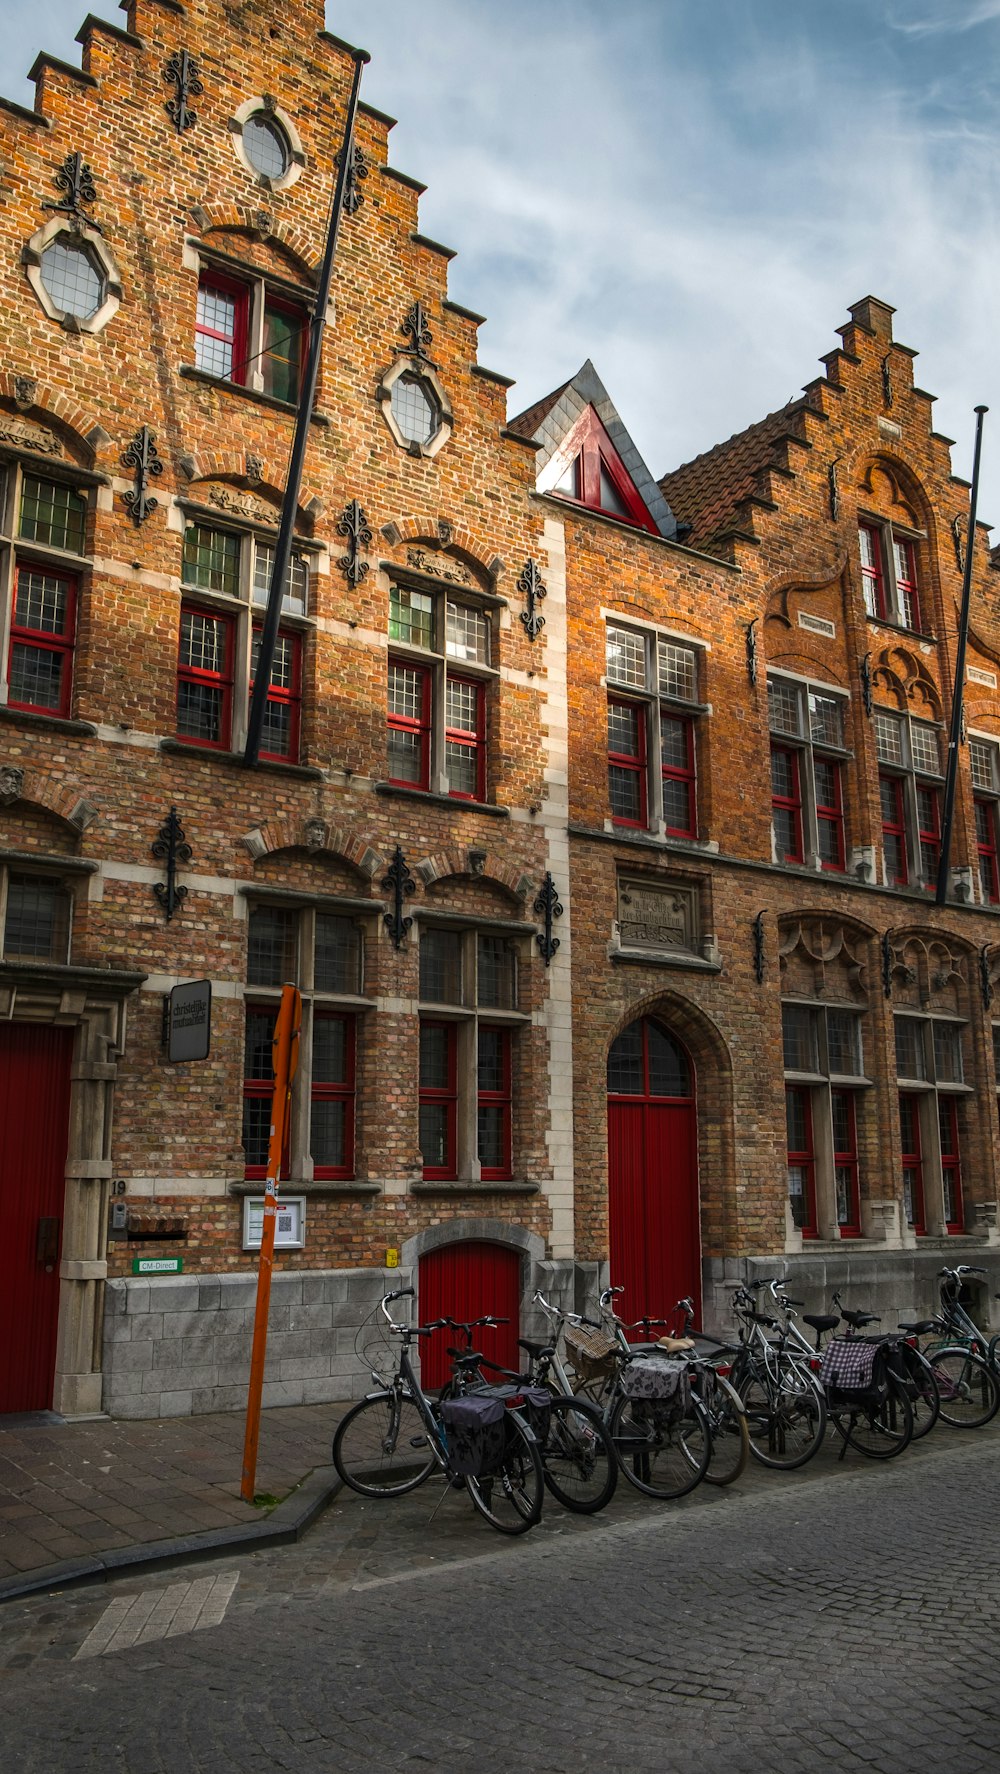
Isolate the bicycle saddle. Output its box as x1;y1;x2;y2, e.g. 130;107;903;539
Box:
839;1309;880;1329
897;1319;937;1335
802;1314;840;1334
517;1338;554;1361
447;1348;485;1366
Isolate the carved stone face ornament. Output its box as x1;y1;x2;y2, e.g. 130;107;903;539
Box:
0;765;24;805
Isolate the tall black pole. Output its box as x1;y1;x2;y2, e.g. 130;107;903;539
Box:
935;404;988;906
244;48;369;767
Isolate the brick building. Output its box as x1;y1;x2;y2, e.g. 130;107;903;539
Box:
1;0;998;1420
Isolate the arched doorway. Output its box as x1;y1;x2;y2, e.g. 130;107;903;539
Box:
607;1016;700;1327
418;1241;521;1390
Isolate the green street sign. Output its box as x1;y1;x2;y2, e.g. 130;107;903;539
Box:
131;1256;184;1275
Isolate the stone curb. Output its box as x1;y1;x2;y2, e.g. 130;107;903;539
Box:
0;1464;343;1606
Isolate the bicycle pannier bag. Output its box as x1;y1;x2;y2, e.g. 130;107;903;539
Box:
564;1324;618;1382
619;1355;689;1407
438;1395;507;1476
818;1337;884;1399
485;1383;552;1443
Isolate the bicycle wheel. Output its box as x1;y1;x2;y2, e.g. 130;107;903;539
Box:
903;1348;940;1440
839;1376;913;1459
739;1361;826;1470
929;1346;1000;1429
701;1371;750;1487
541;1395;618;1514
333;1391;438;1497
608;1390;711;1499
466;1413;544;1535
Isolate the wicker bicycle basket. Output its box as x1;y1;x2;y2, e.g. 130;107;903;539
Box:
564;1322;618;1383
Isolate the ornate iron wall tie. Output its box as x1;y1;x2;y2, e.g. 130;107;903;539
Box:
336;499;372;588
752;911;766;984
339;142;369;215
163;49;203;133
859;651;873;719
534;872;563;966
122;426;164;525
518;559;546;641
745;618;758;688
152;807;192;922
981;944;995;1011
881;932;894;999
382;845;415;949
44;153;102;231
401;300;435;364
828;458;840;522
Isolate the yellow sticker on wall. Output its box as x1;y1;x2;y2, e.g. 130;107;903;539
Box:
385;1247;400;1269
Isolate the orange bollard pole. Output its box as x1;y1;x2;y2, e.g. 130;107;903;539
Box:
241;982;301;1503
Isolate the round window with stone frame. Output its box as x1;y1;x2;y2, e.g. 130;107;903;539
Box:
379;358;453;459
23;217;123;335
230;96;305;192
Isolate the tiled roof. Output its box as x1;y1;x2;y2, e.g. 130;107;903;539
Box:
508;383;569;440
659;400;810;551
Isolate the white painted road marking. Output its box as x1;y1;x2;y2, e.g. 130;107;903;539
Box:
74;1573;239;1659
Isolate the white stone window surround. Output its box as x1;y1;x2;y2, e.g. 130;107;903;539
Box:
377;357;454;460
23;216;123;335
0;457;92;716
228;95;305;192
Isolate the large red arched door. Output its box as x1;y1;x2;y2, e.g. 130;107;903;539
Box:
0;1023;74;1413
607;1017;700;1328
419;1241;521;1390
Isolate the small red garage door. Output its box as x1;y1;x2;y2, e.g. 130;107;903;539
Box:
0;1023;74;1414
419;1241;521;1390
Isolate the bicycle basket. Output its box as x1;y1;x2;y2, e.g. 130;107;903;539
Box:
355;1302;398;1385
438;1395;507;1477
564;1323;618;1382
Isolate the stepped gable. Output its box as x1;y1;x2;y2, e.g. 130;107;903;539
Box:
658;400;812;554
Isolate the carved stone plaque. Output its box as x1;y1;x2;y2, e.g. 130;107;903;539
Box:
200;482;277;524
0;417;61;456
617;876;698;952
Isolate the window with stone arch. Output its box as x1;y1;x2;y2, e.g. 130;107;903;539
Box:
855;458;931;636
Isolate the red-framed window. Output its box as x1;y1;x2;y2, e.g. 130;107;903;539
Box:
419;1020;457;1180
771;745;804;863
785;1086;817;1238
177;604;235;749
939;1097;963;1233
387;658;431;788
916;783;941;888
550;406;659;533
242;1004;289;1181
814;756;845;871
251;623;302;762
661;712;696;837
311;1011;355;1180
7;563;77;717
445;675;486;801
832;1089;861;1237
976;797;1000;903
608;697;648;827
893;537;920;632
262;296;304;404
859;524;886;619
880;774;908;884
477;1025;512;1180
195;272;248;383
899;1093;925;1234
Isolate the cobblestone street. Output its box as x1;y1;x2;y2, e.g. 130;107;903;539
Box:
4;1421;1000;1773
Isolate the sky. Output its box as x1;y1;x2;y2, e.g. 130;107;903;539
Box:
7;0;1000;524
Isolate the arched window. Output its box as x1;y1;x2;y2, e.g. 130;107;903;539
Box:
608;1018;691;1099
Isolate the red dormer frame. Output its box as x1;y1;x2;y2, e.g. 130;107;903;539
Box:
546;407;659;534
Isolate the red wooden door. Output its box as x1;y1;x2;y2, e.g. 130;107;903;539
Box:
0;1024;73;1413
419;1241;521;1390
607;1017;700;1329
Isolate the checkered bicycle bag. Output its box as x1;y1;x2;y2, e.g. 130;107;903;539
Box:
818;1337;878;1394
563;1323;618;1382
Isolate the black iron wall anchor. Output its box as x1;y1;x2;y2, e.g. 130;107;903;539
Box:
44;152;102;231
382;845;415;949
401;300;435;364
152;807;192;922
752;911;765;984
518;559;547;641
336;499;372;588
859;651;874;719
162;48;203;133
828;457;841;522
121;426;164;525
981;944;995;1012
745;618;758;688
534;872;564;966
340;141;369;215
881;931;894;999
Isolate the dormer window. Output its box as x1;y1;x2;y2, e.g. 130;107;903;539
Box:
542;407;658;533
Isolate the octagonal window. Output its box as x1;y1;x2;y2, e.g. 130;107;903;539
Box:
39;239;104;320
391;374;439;447
243;114;291;180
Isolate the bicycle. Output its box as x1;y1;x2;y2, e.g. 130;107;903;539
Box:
633;1295;749;1487
727;1281;827;1470
332;1288;545;1535
763;1278;935;1445
437;1312;618;1515
896;1267;1000;1430
812;1296;914;1460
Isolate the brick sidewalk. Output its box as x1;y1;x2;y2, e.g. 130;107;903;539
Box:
0;1402;347;1584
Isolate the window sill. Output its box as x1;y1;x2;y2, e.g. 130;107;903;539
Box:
159;738;325;780
374;782;510;817
0;847;98;874
610;946;721;973
0;706;97;738
411;1178;541;1195
178;364;331;425
865;614;938;646
228;1180;381;1197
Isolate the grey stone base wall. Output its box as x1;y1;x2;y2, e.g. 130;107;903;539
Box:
703;1248;1000;1341
101;1258;586;1420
